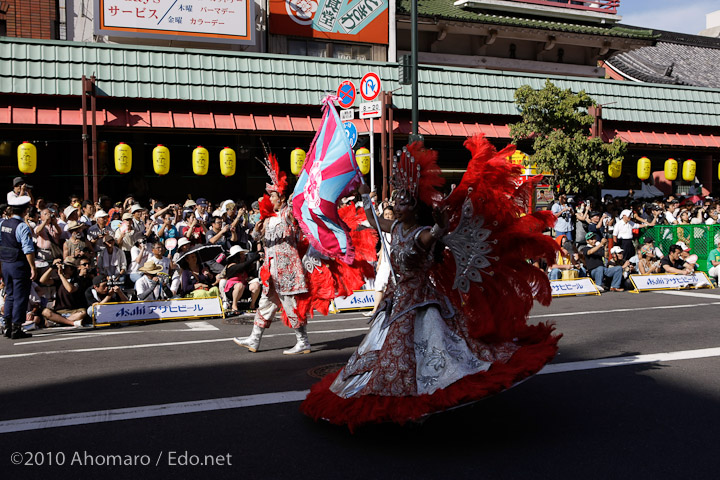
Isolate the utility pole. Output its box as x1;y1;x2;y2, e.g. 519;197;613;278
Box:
410;0;422;143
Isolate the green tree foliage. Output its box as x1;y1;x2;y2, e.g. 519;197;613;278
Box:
509;79;627;194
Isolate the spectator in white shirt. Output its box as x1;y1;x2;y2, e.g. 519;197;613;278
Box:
664;200;680;224
613;209;652;260
134;261;172;301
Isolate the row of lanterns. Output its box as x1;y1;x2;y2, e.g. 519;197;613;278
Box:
289;147;371;176
115;143;237;177
608;157;697;182
16;141;372;177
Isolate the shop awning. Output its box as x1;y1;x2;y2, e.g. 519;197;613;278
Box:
0;104;511;138
5;104;718;147
611;129;720;148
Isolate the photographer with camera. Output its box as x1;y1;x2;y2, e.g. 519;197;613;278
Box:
551;194;575;242
129;236;151;283
638;244;662;275
574;198;592;247
38;257;92;327
85;274;128;316
135;260;173;301
7;177;34;206
152;209;180;256
97;235;127;284
34;207;63;263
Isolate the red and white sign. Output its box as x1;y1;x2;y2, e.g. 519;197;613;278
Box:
359;101;382;119
360;72;381;101
336;80;357;109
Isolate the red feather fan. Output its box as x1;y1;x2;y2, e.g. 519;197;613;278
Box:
300;134;561;431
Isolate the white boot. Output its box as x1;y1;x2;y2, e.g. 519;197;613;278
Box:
233;325;264;353
283;325;311;355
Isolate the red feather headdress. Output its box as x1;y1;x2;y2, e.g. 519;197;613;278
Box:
259;153;288;196
391;142;445;207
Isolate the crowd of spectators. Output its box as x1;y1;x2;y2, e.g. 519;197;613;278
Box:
545;190;720;291
1;176;265;332
3;176;719;335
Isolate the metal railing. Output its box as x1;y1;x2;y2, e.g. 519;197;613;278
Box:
641;225;720;273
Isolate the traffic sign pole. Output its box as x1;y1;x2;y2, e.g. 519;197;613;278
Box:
370;117;375;192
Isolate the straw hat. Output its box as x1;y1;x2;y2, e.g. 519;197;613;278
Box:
139;260;163;274
66;220;86;231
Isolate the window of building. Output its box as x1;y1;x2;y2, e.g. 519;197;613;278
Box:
288;39;372;61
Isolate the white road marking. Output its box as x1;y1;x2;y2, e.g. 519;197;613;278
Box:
0;328;372;360
0;391;309;434
652;290;720;299
4;298;720;356
1;345;720;434
184;321;219;331
16;321;220;346
539;346;720;374
529;301;720;318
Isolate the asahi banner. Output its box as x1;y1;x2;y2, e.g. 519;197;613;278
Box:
550;278;601;297
629;273;712;292
93;297;224;325
269;0;388;44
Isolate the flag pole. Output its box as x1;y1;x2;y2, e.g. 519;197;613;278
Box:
359;178;397;286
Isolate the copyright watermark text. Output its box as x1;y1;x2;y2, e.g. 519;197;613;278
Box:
10;450;233;467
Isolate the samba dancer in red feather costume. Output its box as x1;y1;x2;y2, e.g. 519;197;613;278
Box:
233;152;378;355
232;153;314;355
300;134;561;430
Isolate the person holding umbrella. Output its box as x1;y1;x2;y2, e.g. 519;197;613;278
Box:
176;243;222;298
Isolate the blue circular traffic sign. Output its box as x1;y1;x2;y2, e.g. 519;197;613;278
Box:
343;121;358;147
336;80;356;109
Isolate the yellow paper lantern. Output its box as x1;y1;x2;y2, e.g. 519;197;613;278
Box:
608;160;622;179
17;141;37;174
114;142;132;174
153;144;170;176
355;147;371;175
290;148;306;176
219;147;236;177
664;158;678;181
682;159;696;182
192;146;209;176
637;156;651;181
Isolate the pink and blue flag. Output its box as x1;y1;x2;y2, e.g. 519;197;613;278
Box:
293;98;363;264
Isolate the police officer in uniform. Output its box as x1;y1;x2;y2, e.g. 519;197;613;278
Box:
1;195;37;339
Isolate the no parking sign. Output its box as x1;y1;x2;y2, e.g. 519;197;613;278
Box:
336;80;356;109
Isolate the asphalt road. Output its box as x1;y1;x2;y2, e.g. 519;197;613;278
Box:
1;288;720;480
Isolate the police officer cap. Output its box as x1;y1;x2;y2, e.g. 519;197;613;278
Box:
8;195;31;207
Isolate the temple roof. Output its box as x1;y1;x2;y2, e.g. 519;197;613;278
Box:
397;0;656;40
605;29;720;88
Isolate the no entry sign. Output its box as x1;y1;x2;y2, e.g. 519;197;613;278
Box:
336;80;357;109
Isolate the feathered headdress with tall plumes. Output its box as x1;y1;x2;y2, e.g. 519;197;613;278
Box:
259;152;288;196
391;142;445;207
